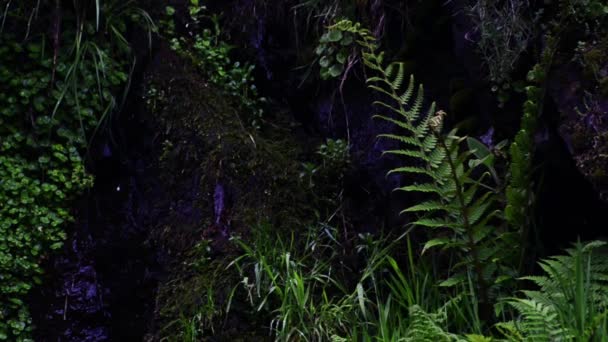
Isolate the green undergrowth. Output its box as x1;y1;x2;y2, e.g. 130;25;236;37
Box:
144;24;359;336
169;219;486;341
3;0;607;340
174;220;608;341
165;13;608;340
142;43;337;339
162;1;266;129
0;1;151;339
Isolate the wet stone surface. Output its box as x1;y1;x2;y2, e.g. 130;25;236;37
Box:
30;119;163;341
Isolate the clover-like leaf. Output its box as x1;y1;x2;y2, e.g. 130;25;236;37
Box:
327;29;343;42
336;50;347;64
328;63;344;78
319;56;331;68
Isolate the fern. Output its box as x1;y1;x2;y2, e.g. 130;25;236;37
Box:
501;241;608;342
498;299;566;341
339;18;512;312
404;305;466;342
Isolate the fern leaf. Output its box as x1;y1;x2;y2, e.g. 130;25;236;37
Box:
504;241;608;340
467;193;495;226
413;218;462;231
372;100;406;118
422;134;439;152
397;183;443;195
377;134;423;148
390;63;406;91
404;305;465;342
383;149;425;159
373;114;417;132
362;33;503;309
404;200;449;213
398;75;416;106
428;147;447;169
368;84;403;103
404;84;425;122
388;166;433;177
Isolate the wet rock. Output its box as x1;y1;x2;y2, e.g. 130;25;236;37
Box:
30;98;163;341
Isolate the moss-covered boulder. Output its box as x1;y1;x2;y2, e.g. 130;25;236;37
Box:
141;44;310;339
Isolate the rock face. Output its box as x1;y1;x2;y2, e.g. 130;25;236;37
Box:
30;115;163;341
28;1;608;339
550;61;608;201
206;0;489;217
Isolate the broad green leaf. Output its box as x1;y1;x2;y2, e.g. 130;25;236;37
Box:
327;30;343;42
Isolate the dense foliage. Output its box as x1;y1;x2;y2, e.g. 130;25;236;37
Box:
2;0;608;340
153;4;608;337
0;1;148;339
163;1;266;129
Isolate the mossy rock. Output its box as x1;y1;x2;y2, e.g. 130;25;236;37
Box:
142;46;311;339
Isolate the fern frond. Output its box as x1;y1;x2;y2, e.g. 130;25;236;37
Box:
378;133;423;148
428;148;446;168
404;305;466;342
388;166;433;177
372;101;405;117
390;63;406;90
359;21;508;313
506;298;567;341
506;37;559;275
504;241;608;341
422;134;439;152
397;183;444;195
411;218;463;231
383;149;426;159
404;200;449;213
399;75;416;107
373;114;417;132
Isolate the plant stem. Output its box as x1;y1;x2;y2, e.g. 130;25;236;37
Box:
438;134;491;318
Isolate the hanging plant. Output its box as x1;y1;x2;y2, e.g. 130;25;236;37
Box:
315;25;357;80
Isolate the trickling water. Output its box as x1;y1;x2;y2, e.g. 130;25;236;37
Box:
213;183;225;226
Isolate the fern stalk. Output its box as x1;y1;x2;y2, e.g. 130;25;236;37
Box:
436;132;490;313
